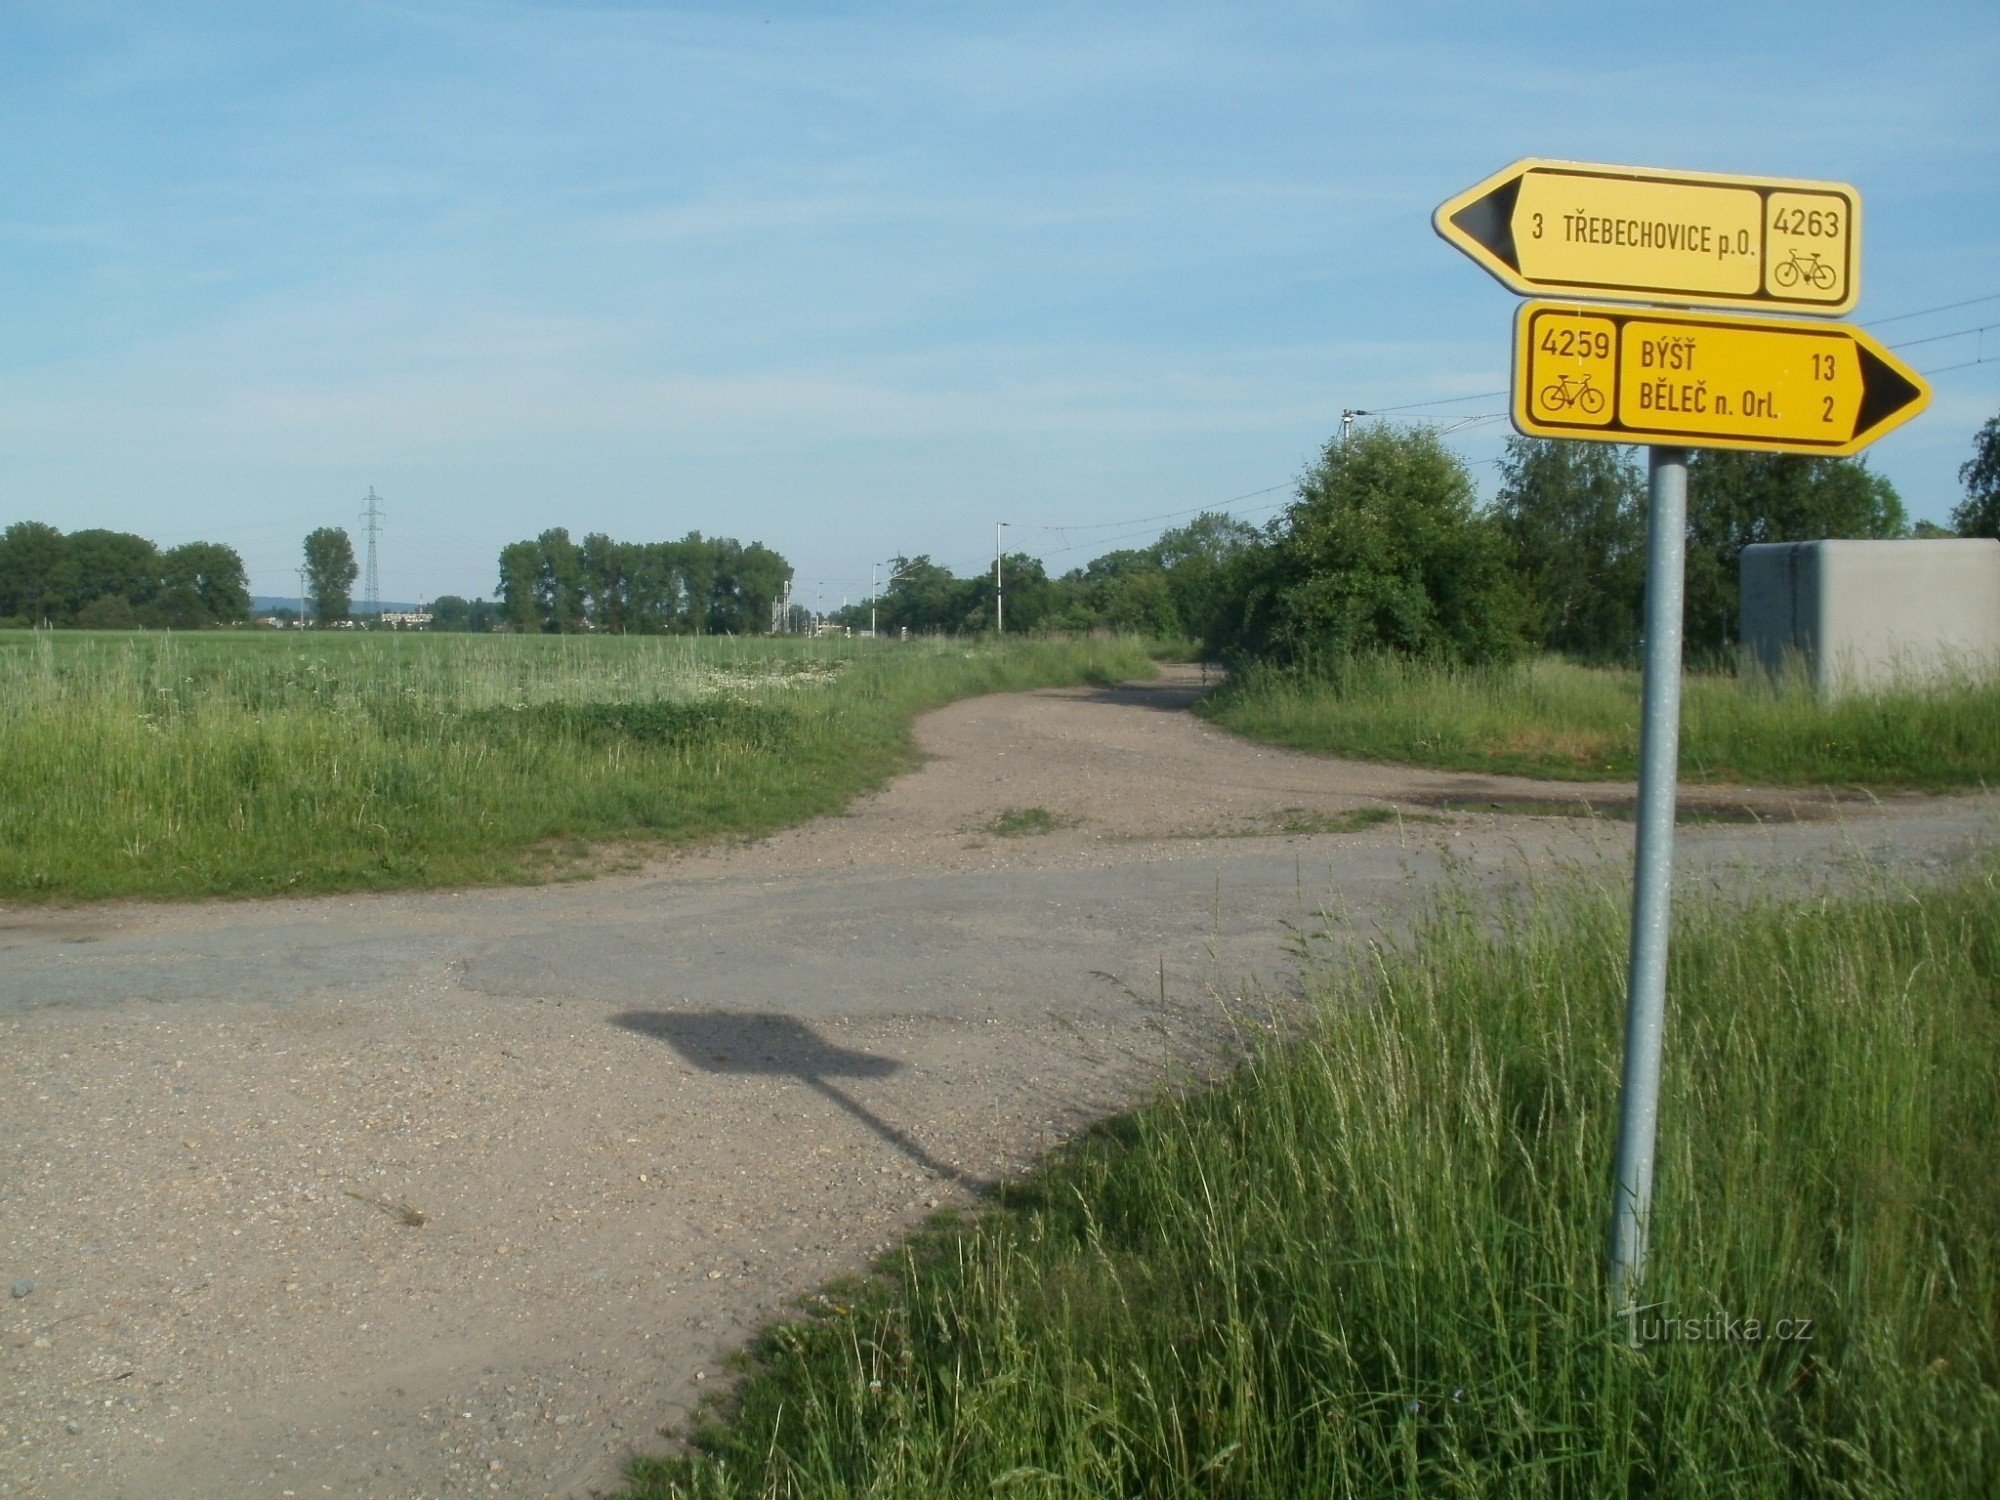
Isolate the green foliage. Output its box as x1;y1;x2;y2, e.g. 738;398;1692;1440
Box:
1684;452;1907;659
302;526;358;624
498;540;542;632
1952;413;2000;539
67;528;161;616
0;630;1156;900
1154;511;1259;644
1215;425;1528;667
1495;437;1645;659
499;529;792;635
536;526;587;633
0;521;247;628
623;862;2000;1498
159;541;252;626
873;554;991;635
1203;652;2000;789
426;594;499;632
0;522;74;623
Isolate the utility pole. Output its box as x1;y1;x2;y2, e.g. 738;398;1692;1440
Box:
1341;409;1368;445
296;567;309;629
994;522;1006;635
360;488;384;624
870;562;878;639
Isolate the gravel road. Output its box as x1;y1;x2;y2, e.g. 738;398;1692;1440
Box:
3;666;1993;1498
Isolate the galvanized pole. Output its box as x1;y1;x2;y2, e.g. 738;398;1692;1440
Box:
1608;445;1689;1317
995;523;1005;635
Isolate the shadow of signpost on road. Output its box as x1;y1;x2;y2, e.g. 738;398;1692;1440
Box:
611;1011;986;1190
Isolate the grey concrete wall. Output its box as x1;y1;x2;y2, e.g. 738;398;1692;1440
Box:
1739;538;2000;694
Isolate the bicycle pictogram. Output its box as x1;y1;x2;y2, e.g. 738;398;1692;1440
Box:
1771;249;1838;291
1539;373;1607;416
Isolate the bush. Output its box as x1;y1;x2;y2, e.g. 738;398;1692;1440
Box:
1214;425;1528;668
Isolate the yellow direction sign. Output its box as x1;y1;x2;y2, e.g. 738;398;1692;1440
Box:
1436;159;1860;315
1512;300;1928;456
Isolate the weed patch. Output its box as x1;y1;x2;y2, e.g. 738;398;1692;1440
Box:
981;806;1080;837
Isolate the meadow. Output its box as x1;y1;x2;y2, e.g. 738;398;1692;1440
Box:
624;857;2000;1498
0;629;1156;902
1203;654;2000;790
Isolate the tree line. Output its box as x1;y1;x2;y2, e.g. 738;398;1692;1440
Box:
0;522;249;629
485;529;791;635
7;410;1993;645
860;410;2000;667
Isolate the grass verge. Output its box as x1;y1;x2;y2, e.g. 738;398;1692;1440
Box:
0;631;1158;902
623;857;2000;1497
1202;654;2000;789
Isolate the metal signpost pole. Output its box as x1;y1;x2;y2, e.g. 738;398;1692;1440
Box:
1607;445;1689;1319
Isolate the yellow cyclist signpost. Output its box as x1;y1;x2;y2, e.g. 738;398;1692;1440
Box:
1434;158;1861;315
1435;156;1927;1332
1513;300;1929;455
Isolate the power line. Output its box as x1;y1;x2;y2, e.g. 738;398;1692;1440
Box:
1864;291;2000;327
1889;321;1996;351
1924;353;1995;376
1350;389;1509;416
1010;482;1294;535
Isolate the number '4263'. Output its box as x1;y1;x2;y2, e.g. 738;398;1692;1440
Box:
1771;207;1841;238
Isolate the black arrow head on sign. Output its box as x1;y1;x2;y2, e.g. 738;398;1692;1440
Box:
1853;344;1925;444
1448;175;1521;275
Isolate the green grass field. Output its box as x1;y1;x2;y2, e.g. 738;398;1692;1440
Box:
0;629;1156;902
624;858;2000;1498
1202;655;2000;790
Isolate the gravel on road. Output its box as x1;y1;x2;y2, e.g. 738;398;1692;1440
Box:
3;666;1992;1498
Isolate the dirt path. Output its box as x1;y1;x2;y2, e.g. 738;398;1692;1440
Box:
3;667;1992;1498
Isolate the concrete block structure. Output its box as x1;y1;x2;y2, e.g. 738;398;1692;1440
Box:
1740;538;2000;694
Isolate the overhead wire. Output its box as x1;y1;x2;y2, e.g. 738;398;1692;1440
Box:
1889;321;1996;351
1863;291;2000;327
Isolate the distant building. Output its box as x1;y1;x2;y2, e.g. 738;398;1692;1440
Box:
378;611;434;630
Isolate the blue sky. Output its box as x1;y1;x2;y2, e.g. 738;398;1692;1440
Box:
3;1;1996;605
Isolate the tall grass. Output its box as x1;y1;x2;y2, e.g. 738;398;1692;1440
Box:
625;860;2000;1497
1204;654;2000;788
0;630;1157;901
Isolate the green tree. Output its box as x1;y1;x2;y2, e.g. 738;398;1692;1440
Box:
1952;414;2000;539
303;527;359;624
1683;452;1906;658
534;528;586;633
1494;437;1646;659
877;555;979;635
579;533;628;633
159;542;251;627
497;541;542;632
0;521;75;624
986;553;1052;633
1216;425;1526;666
66;529;159;617
1155;512;1258;645
724;541;791;634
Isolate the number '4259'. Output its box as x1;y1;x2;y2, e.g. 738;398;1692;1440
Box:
1538;327;1611;360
